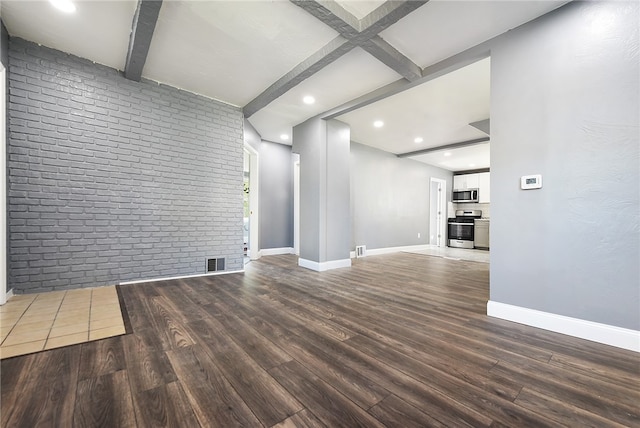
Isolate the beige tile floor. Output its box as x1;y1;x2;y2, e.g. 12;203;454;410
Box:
0;286;126;359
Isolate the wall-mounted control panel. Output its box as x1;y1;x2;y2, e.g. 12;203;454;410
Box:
521;174;542;190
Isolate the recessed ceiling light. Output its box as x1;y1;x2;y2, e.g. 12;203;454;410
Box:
373;120;384;128
280;134;289;141
414;137;423;144
49;0;76;13
444;152;452;157
302;95;315;105
469;163;476;167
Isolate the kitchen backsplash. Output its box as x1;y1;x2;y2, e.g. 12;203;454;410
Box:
453;203;490;219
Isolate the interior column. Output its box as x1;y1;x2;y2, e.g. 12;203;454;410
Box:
292;118;351;271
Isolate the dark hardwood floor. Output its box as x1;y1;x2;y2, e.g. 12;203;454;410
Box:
2;253;639;427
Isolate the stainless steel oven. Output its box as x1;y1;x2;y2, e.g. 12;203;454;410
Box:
448;210;482;249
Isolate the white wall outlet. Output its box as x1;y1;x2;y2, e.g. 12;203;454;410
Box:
417;232;421;238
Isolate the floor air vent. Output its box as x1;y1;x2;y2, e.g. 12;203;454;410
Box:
207;257;225;272
355;245;366;258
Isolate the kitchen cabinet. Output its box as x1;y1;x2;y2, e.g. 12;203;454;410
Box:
454;172;490;202
453;174;479;190
474;219;490;249
478;172;490;203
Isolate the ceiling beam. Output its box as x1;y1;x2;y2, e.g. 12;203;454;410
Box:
243;36;353;118
243;0;427;118
124;0;163;82
362;36;422;81
469;118;490;135
397;137;490;158
291;0;425;72
322;35;493;120
290;0;360;37
358;1;427;36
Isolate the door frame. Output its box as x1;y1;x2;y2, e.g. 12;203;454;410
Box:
243;144;260;260
429;177;447;248
293;155;300;256
1;65;7;304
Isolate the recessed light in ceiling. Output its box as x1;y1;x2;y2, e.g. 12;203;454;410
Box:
444;152;452;157
414;137;423;144
280;134;289;141
469;163;476;167
49;0;76;13
373;120;384;128
302;95;315;105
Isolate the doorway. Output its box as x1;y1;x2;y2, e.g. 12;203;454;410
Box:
293;156;300;256
429;178;447;247
243;144;259;262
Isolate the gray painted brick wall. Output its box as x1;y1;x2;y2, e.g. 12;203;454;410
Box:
8;38;244;293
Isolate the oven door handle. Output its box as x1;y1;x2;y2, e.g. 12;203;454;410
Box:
449;222;473;226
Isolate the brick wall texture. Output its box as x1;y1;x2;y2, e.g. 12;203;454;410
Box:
7;38;244;293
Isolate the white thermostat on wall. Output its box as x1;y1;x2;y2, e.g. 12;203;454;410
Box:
521;174;542;190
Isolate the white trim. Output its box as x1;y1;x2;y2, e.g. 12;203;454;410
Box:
487;301;640;353
0;66;6;305
120;269;245;286
349;244;431;258
260;247;295;256
430;177;447;248
298;258;352;272
1;288;14;306
293;157;300;256
244;143;260;261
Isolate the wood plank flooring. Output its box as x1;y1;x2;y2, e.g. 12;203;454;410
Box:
2;253;639;427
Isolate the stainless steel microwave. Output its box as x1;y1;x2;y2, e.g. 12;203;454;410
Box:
452;188;479;203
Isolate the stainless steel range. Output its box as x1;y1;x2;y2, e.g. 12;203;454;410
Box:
448;210;482;249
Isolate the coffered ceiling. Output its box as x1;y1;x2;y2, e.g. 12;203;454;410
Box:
0;0;569;171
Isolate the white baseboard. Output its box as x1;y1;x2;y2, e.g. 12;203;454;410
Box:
1;288;14;305
120;269;245;286
350;244;431;258
487;300;640;353
298;258;352;272
260;247;295;256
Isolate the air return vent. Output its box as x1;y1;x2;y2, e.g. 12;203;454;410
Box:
355;245;366;258
207;257;225;272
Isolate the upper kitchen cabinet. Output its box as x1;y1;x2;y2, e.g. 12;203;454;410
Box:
454;172;490;203
453;174;479;190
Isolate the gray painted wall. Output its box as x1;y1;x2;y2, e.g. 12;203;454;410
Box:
490;1;639;330
243;120;294;250
293;117;350;263
350;142;452;249
8;38;244;293
292;117;323;262
325;120;350;261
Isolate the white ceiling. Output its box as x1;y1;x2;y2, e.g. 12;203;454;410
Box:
336;57;490;159
0;0;569;171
